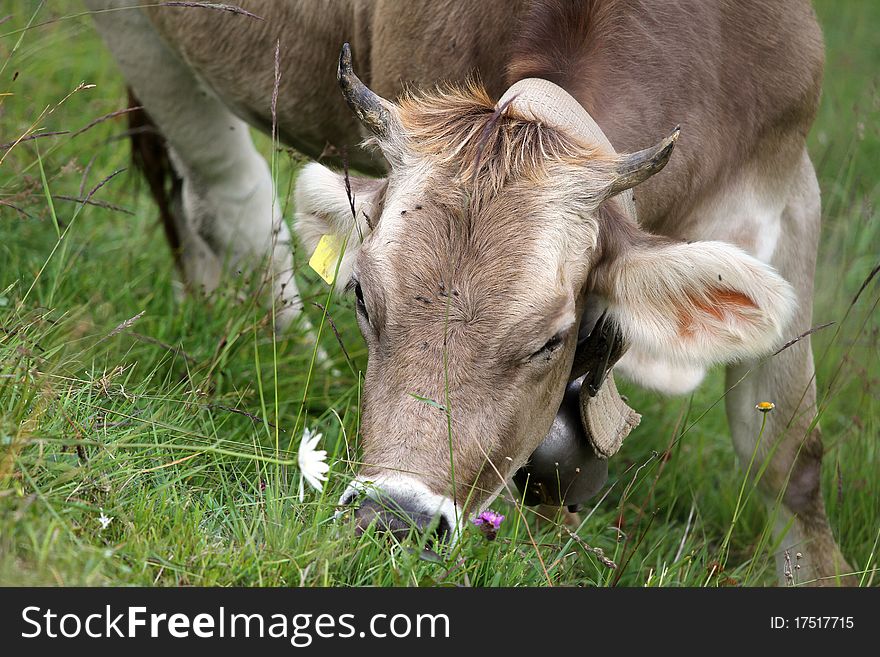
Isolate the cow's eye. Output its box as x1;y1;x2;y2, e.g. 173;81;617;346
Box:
354;281;368;319
530;331;566;361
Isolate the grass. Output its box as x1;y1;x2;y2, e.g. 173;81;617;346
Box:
0;1;877;587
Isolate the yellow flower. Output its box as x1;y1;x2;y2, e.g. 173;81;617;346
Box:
755;401;775;413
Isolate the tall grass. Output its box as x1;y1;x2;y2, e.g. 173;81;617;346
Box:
0;1;877;586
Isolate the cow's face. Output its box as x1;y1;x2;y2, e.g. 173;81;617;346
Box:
293;47;795;541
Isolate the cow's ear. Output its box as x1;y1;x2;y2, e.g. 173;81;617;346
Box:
294;162;386;290
592;222;796;372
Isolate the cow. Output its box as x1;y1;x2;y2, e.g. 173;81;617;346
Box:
85;0;851;584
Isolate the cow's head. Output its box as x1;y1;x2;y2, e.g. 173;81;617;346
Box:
294;45;795;541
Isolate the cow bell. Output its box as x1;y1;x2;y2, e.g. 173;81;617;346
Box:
513;376;608;509
513;312;641;509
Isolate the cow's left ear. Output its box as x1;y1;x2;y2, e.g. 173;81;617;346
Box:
592;225;796;369
294;162;386;290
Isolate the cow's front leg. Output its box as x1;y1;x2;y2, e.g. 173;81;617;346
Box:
726;342;851;585
169;145;301;330
724;151;851;585
88;0;302;329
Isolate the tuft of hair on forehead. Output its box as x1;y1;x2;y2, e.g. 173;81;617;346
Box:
394;80;612;193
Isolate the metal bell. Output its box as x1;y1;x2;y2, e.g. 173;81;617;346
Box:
512;376;608;507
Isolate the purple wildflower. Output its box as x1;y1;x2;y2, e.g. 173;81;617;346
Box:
473;509;505;540
474;510;505;529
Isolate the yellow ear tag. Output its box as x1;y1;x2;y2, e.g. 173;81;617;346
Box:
308;233;344;285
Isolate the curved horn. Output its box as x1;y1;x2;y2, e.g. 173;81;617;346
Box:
607;125;680;198
338;42;395;139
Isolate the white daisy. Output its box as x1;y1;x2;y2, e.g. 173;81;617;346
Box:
298;427;330;502
97;509;113;530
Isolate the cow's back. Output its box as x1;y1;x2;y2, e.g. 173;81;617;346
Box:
145;0;823;231
506;0;824;234
145;0;527;173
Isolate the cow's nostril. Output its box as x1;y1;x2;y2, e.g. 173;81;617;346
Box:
353;497;450;544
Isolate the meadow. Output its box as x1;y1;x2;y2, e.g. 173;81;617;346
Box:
0;1;877;586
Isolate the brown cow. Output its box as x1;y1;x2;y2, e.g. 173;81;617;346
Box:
86;0;851;584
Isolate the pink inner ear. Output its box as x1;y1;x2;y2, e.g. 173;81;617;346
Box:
677;288;759;337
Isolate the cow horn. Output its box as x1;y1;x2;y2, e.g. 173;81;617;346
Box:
607;125;680;198
338;42;396;140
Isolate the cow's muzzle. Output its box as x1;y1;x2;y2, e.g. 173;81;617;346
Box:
338;475;460;546
353;497;451;543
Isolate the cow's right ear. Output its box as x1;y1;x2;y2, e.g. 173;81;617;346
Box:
294;162;386;290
